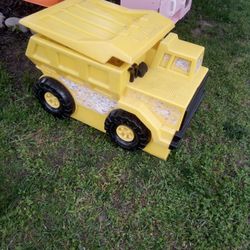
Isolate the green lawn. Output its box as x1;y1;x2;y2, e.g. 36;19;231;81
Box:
0;0;249;249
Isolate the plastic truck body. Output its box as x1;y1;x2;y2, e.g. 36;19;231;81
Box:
20;0;208;160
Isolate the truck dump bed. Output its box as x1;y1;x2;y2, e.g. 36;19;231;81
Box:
20;0;174;64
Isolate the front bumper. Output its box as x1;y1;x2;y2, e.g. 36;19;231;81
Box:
169;73;208;150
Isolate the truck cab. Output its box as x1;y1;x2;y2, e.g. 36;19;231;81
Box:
20;0;208;159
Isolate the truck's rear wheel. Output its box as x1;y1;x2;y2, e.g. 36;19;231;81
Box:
105;109;151;150
34;77;75;118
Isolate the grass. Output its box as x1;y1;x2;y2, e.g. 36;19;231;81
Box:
0;0;249;249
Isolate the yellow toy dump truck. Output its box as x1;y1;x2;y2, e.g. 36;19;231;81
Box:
20;0;208;160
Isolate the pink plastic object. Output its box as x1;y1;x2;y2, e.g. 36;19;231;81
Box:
121;0;192;23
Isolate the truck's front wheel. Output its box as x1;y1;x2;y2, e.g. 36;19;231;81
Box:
34;77;75;118
105;109;151;150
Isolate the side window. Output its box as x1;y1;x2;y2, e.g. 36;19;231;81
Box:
172;57;191;74
160;53;171;68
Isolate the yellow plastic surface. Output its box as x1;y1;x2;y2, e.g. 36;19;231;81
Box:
116;125;135;142
20;0;174;64
44;92;60;108
21;0;208;160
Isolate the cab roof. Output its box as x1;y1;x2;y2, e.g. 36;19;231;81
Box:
20;0;174;64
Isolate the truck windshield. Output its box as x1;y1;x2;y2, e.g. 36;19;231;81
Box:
172;57;191;74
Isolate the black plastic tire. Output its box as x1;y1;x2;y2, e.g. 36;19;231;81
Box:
33;77;75;118
105;109;151;150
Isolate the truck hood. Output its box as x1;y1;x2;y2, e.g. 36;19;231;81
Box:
128;66;208;109
121;66;208;130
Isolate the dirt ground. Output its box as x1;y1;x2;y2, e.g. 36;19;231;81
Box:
0;1;42;83
0;31;35;80
0;0;42;18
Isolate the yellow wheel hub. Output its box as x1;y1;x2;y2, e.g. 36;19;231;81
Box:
116;125;135;142
44;92;60;109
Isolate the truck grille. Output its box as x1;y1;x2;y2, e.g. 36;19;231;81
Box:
169;73;208;150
